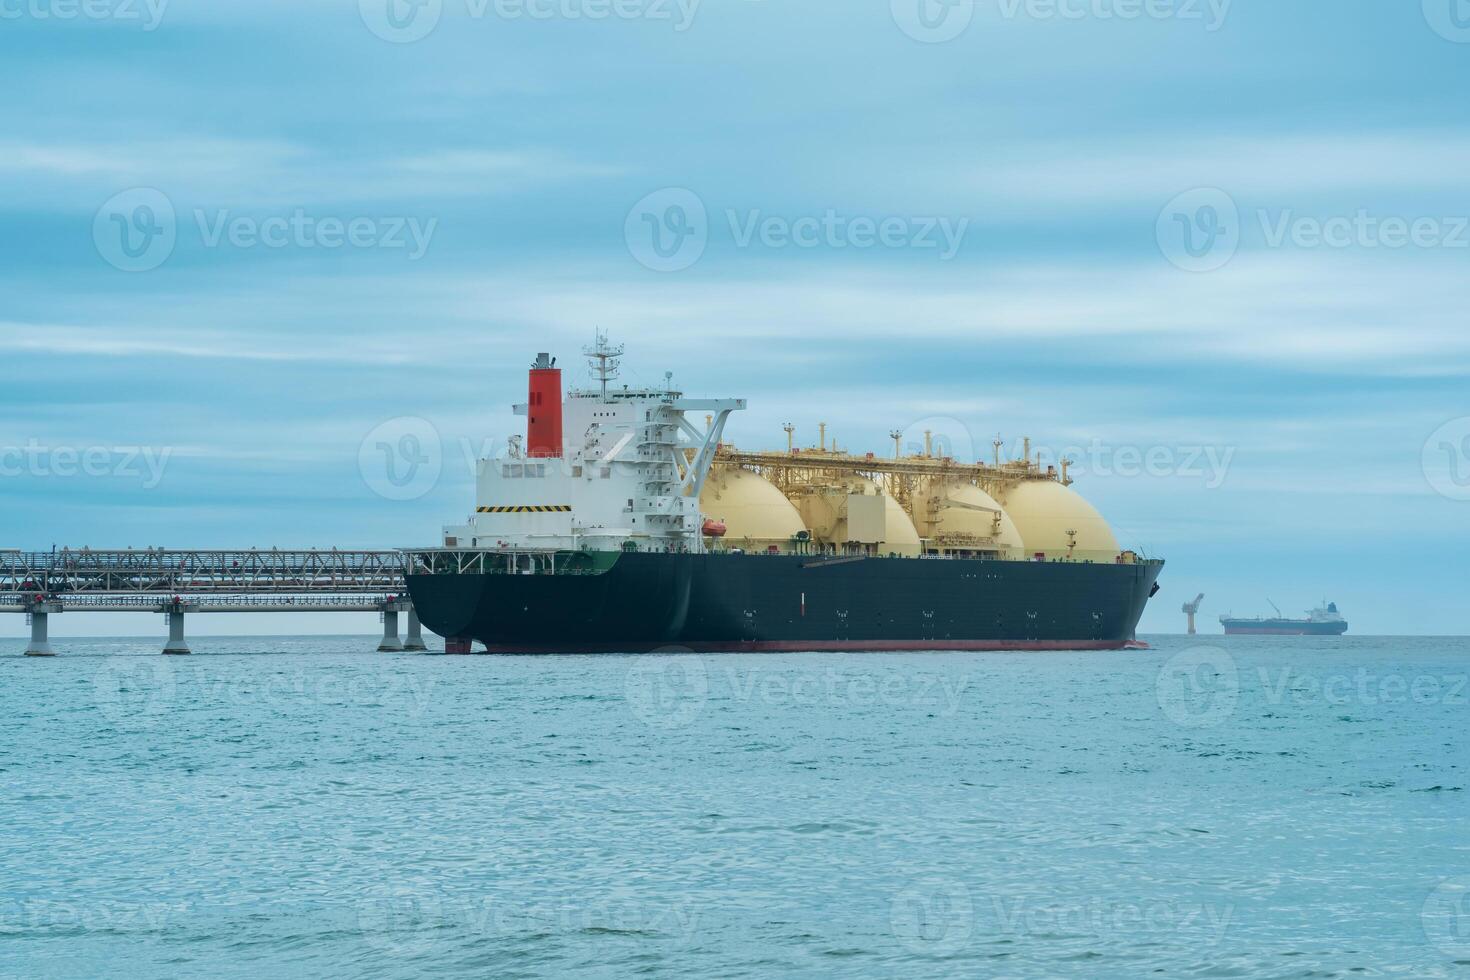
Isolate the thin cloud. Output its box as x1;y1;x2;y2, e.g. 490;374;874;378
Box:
0;139;622;209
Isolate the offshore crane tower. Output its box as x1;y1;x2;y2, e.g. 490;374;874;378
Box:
1182;593;1205;634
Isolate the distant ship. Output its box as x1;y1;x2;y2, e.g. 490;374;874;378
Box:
1220;601;1348;636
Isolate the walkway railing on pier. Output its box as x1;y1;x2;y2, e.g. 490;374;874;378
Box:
0;592;396;613
1;549;428;655
0;549;406;595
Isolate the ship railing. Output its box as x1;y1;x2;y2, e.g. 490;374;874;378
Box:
402;547;603;577
396;546;1168;574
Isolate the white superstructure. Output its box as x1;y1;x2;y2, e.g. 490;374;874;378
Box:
442;337;745;554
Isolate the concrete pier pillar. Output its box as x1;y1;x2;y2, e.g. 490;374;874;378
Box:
24;605;56;657
378;608;403;652
403;607;427;651
163;609;191;655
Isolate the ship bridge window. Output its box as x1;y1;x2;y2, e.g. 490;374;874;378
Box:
503;464;524;478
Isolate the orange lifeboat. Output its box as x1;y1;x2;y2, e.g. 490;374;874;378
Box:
701;518;727;538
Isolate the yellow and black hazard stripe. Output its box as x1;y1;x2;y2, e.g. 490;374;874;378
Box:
476;505;572;514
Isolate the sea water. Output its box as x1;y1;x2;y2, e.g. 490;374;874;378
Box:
1;634;1466;978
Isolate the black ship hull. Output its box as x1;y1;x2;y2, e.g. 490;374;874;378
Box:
406;553;1163;653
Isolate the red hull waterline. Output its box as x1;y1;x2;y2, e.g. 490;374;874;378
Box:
448;639;1133;654
1223;631;1340;640
1223;628;1343;636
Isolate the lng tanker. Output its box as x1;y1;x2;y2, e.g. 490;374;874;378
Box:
404;337;1163;652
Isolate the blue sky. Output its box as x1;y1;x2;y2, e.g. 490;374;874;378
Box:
2;0;1469;637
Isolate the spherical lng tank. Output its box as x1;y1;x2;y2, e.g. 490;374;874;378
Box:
699;467;807;553
795;476;921;557
917;481;1024;558
995;479;1120;562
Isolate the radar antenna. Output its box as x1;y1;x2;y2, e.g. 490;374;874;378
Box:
583;330;624;403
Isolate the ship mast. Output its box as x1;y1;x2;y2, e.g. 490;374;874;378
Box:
583;331;624;403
